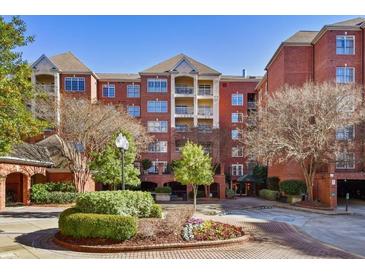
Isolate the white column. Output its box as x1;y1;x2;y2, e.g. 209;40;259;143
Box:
170;74;176;128
193;75;198;127
54;73;61;127
212;77;220;128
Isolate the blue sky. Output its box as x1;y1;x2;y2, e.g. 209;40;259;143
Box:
15;15;364;76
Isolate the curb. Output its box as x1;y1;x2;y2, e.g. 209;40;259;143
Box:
53;233;250;253
272;204;353;215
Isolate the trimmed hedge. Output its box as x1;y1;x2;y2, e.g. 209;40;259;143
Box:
149;204;163;218
155;186;172;193
267;177;280;191
31;182;78;204
59;208;137;241
259;189;279;201
76;190;155;217
280;180;307;195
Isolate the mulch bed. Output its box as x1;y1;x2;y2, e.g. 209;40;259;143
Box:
293;200;333;210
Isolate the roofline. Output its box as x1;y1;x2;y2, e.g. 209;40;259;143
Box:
0;156;54;167
312;25;363;44
255;73;267;90
31;54;60;72
220;76;261;83
97;78;141;82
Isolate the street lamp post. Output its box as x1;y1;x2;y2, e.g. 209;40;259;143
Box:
115;133;129;190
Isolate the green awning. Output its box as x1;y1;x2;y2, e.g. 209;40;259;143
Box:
237;174;265;184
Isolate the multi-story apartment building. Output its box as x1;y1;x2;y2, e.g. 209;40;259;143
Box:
2;51;259;205
257;17;365;207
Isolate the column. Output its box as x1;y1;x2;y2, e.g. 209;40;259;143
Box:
170;74;176;128
22;175;31;206
212;78;220;128
0;176;6;210
193;75;198;127
54;73;61;127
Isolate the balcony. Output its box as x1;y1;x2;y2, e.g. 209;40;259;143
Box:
198;125;213;133
198;107;213;117
198;86;213;96
175;124;191;132
175;86;194;96
247;101;256;109
175;106;194;116
35;83;55;93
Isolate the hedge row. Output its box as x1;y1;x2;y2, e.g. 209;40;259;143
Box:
76;190;155;217
31;182;78;204
58;208;137;241
280;180;307;195
259;189;279;201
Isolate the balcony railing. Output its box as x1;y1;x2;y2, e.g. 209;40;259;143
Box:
198;87;213;96
175;86;194;95
35;83;55;93
197;125;213;133
247;101;256;109
175;106;194;115
175;124;191;132
198;107;213;116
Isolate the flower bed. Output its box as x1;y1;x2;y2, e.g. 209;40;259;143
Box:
182;217;244;241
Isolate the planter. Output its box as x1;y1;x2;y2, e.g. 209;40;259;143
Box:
155;193;171;202
287;195;302;204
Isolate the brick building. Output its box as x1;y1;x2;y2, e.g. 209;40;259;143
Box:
257;17;365;207
0;52;260;208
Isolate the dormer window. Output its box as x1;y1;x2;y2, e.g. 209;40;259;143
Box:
65;77;85;92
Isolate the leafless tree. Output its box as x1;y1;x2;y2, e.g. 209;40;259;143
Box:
241;81;364;201
37;96;151;192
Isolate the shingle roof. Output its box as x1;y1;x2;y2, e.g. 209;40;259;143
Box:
0;143;53;167
142;54;221;75
49;51;92;73
221;75;262;82
96;73;140;81
284;31;319;44
329;17;365;27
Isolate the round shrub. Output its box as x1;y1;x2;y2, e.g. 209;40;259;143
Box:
149;204;162;218
155;186;172;193
76;190;155;217
59;208;137;241
259;189;279;201
226;188;235;199
267;177;280;191
280;180;307;195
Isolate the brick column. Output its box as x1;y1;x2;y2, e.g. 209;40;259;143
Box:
0;176;6;210
22;175;31;205
219;182;226;199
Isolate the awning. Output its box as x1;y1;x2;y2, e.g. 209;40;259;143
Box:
237;174;265;184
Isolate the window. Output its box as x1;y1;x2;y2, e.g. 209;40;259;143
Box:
232;113;244;123
336;35;355;55
232;94;244;106
336;152;355;169
147;100;168;113
231;164;243;176
232;146;244;157
336;67;354;83
231;129;240;140
102;83;115;97
127;84;140;98
148;161;168;174
147;121;168;133
127;106;140;117
147;79;167;92
65;77;85;92
148;141;168;153
336;125;354;140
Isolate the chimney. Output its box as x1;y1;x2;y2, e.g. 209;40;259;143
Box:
242;69;246;78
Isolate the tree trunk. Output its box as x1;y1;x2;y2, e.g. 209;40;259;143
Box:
192;184;197;212
301;160;317;201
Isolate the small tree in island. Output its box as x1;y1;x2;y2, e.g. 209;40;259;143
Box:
90;131;141;190
174;142;214;211
243;82;364;202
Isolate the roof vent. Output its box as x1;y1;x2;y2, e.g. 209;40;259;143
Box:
242;69;246;78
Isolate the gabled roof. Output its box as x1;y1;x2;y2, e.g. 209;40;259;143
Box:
0;143;53;167
49;51;92;73
328;17;365;27
284;31;319;44
96;73;140;81
141;54;221;75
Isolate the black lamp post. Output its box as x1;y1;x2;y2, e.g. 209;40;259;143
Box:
115;133;129;190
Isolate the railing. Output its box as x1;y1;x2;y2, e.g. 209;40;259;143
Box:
198;87;213;96
197;125;213;133
198;107;213;116
175;106;194;115
175;86;194;95
175;124;190;132
247;101;256;109
35;83;55;93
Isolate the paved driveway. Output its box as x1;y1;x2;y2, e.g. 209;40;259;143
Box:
0;201;362;259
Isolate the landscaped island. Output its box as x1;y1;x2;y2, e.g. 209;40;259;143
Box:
54;191;247;252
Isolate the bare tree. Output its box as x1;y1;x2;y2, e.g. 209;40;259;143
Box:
242;82;364;201
38;96;151;192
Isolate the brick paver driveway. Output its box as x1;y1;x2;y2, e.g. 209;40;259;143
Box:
0;202;361;259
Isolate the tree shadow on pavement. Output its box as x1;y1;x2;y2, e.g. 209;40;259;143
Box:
15;228;66;251
0;211;61;219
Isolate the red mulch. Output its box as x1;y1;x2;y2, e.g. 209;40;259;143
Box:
294;200;333;210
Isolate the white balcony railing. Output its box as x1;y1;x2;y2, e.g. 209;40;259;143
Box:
175;86;194;95
198;107;213;116
247;101;256;109
197;125;213;133
198;87;213;96
175;124;190;132
35;84;55;93
175;106;194;115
